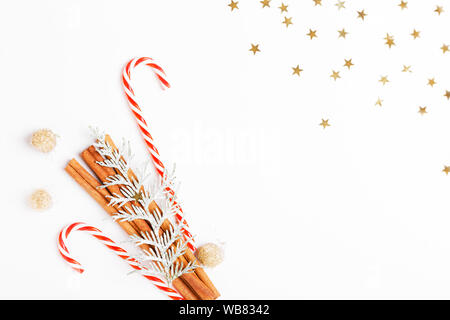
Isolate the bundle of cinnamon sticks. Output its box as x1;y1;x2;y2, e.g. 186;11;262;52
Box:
65;135;219;300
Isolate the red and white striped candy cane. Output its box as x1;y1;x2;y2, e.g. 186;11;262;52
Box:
57;222;184;300
121;57;195;251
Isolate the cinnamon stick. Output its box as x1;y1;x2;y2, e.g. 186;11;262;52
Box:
103;135;220;299
65;160;197;300
82;148;216;300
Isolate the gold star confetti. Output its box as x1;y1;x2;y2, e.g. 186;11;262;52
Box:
418;106;427;115
292;65;303;76
228;0;238;11
279;3;288;13
335;1;345;10
133;192;143;202
249;44;260;55
330;70;341;81
411;29;420;39
398;1;408;10
338;28;348;38
313;0;322;6
435;6;444;15
385;33;395;48
306;29;317;39
428;78;436;87
357;10;367;20
441;44;449;53
282;16;293;28
445;90;450;100
375;98;383;107
344;59;354;70
443;166;450;175
379;76;389;85
260;0;270;8
319;119;330;129
402;65;412;73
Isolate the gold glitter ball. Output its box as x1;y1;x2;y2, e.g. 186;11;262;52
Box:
31;129;57;153
196;243;224;268
29;189;52;210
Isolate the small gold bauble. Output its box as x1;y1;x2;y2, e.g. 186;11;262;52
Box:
196;243;224;268
30;189;52;210
31;129;57;153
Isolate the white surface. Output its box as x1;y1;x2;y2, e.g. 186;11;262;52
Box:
1;0;450;299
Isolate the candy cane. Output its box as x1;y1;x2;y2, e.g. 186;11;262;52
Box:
57;222;184;300
121;57;195;251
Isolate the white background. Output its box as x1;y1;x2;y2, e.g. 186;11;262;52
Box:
1;0;450;299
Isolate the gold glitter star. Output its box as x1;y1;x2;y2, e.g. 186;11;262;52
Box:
375;98;383;107
335;1;345;10
330;70;341;81
319;119;330;129
441;44;449;53
260;0;271;8
411;29;420;39
249;44;260;55
418;106;427;115
428;78;436;87
279;3;288;13
445;90;450;100
435;6;444;15
344;59;354;69
292;65;303;76
313;0;322;6
402;65;412;73
357;10;367;20
379;76;389;85
282;16;293;28
338;28;348;38
398;1;408;9
443;166;450;175
228;0;238;11
384;33;395;48
306;29;317;39
132;192;143;202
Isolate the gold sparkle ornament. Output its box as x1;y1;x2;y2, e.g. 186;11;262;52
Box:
306;29;317;39
279;3;288;13
375;98;383;107
411;29;420;39
228;0;238;11
335;1;345;10
435;6;444;15
344;59;354;70
319;119;330;129
385;33;395;48
292;65;303;76
398;1;408;10
330;71;341;81
282;16;293;28
443;166;450;175
402;65;412;73
441;44;449;54
260;0;270;8
313;0;322;6
357;10;367;20
379;76;389;85
445;90;450;100
418;106;427;115
249;44;260;55
428;78;436;87
338;29;348;39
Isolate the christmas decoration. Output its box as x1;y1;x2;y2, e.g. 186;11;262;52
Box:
30;129;57;153
29;189;52;210
58;222;184;300
196;243;224;268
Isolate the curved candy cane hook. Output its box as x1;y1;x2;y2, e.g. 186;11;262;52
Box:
57;222;184;300
121;57;195;251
